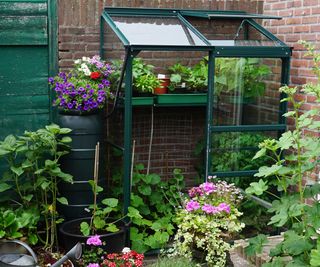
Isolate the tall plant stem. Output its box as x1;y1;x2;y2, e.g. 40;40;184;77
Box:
90;142;100;234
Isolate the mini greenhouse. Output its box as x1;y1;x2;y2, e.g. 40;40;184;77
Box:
100;7;291;214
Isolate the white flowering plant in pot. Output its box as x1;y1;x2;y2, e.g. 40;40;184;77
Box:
172;178;244;267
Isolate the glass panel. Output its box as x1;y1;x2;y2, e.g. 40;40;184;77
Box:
111;16;207;46
210;131;277;173
188;17;283;47
213;58;281;125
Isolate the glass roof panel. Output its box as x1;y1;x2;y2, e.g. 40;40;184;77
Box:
111;16;207;46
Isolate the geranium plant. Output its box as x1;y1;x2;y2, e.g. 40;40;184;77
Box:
101;247;144;267
49;55;113;112
172;178;244;267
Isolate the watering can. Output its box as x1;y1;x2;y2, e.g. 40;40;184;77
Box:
0;240;82;267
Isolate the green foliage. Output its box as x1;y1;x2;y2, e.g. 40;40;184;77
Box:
245;41;320;266
168;59;208;92
0;207;39;244
0;124;73;251
80;179;120;236
245;234;268;256
110;58;160;94
112;164;185;253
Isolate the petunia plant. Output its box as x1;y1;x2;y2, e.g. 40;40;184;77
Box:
171;178;244;267
49;55;113;112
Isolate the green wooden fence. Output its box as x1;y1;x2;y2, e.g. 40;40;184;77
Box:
0;0;58;139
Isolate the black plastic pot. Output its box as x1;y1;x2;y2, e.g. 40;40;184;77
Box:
55;109;106;220
59;217;126;253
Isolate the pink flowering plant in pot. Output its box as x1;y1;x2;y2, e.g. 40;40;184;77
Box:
49;55;113;113
172;178;244;267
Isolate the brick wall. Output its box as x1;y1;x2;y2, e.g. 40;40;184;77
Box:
263;0;320;183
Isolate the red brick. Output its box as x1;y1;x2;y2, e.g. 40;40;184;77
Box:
294;25;310;33
294;8;311;16
303;0;320;6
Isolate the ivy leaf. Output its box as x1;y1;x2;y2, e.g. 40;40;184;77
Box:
127;207;142;219
106;223;119;233
245;234;268;256
138;185;152;196
149;173;161;185
255;164;282;178
101;198;118;208
80;222;90;236
59;128;72;134
60;136;72;143
57;197;68;205
93;217;106;229
130;194;144;207
245;179;268;196
10;166;24;176
282;231;313;256
0;182;12;192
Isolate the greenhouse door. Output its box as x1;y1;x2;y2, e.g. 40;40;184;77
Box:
0;0;58;140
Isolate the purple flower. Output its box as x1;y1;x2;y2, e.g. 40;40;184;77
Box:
67;103;74;109
185;200;200;212
48;77;54;84
217;203;230;213
202;204;219;214
97;96;105;103
86;235;102;246
87;263;99;267
200;182;216;194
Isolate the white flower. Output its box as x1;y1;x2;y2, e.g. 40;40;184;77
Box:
82;56;90;62
74;59;81;64
122;247;131;253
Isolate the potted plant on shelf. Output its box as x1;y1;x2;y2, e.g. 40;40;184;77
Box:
171;178;244;267
154;74;171;95
132;58;160;95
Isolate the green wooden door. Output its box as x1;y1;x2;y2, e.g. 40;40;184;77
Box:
0;0;58;139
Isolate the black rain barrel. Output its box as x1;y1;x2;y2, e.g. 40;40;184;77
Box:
56;110;106;220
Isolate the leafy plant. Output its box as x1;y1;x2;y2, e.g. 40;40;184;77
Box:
0;124;73;251
110;58;160;94
80;179;121;236
111;164;185;253
172;180;244;266
168;63;192;92
244;41;320;266
0;206;39;245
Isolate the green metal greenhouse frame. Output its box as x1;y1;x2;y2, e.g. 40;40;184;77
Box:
100;7;292;216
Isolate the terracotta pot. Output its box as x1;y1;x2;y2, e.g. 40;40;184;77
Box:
154;75;170;95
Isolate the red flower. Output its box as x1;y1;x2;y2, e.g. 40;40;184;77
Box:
90;71;101;79
134;259;143;267
108;262;116;267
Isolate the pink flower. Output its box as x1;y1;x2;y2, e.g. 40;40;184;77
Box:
218;203;231;213
188;186;203;198
200;182;216;194
202;204;219;214
87;263;99;267
185;200;200;211
86;235;102;246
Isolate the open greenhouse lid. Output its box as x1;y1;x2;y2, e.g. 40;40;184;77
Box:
102;7;291;56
